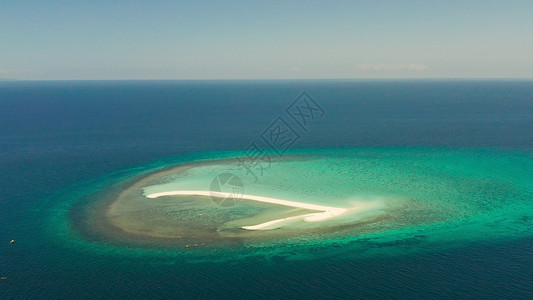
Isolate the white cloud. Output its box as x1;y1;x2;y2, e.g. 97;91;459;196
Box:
357;64;429;72
0;68;9;74
406;64;429;71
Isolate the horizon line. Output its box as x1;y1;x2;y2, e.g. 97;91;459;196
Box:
2;77;533;82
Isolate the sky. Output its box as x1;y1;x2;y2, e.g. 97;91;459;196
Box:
1;0;533;80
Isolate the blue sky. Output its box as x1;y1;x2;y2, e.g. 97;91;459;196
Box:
1;0;533;79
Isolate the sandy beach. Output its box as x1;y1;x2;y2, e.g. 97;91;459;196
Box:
145;190;348;230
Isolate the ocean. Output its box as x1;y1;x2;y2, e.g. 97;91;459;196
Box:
1;80;532;299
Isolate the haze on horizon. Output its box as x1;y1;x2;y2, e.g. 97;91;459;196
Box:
1;0;532;80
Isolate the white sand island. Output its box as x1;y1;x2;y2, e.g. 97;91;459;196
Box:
145;190;348;230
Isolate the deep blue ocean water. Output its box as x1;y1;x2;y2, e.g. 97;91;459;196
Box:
1;80;532;299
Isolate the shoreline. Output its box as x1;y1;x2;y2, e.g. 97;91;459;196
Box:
145;190;349;230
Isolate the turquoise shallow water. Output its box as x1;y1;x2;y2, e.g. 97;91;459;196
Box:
2;80;532;298
45;148;533;262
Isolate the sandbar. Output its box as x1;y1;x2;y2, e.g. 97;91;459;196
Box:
145;190;348;230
